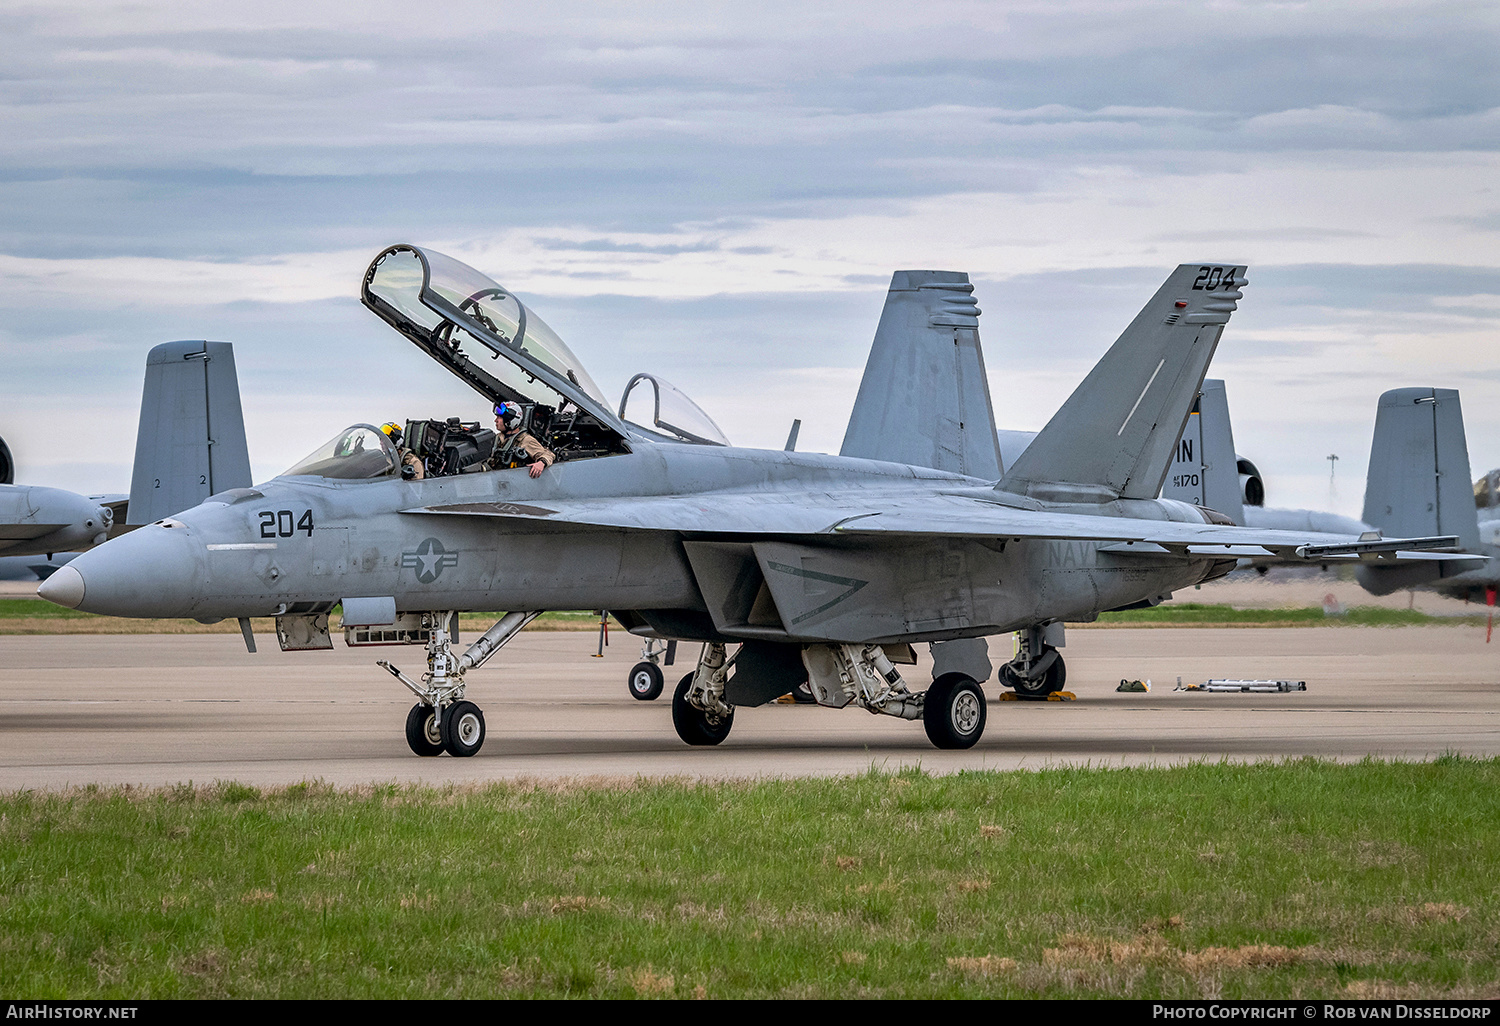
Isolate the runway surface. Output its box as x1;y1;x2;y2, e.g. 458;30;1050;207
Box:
1;625;1497;789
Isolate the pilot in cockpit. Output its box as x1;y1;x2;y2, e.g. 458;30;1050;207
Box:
482;402;555;478
381;422;425;480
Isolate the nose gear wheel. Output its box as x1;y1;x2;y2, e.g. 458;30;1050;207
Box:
442;701;486;757
628;661;665;701
404;703;444;757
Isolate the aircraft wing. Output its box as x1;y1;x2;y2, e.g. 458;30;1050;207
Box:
408;492;1472;561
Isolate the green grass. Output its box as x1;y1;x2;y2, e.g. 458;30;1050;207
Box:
2;760;1498;998
1094;602;1483;627
0;598;95;619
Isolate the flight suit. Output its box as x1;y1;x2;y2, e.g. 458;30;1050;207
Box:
482;432;556;472
398;447;425;480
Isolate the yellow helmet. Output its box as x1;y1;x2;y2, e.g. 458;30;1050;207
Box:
381;422;402;442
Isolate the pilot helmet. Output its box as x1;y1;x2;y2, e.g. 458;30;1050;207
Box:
380;422;403;445
494;402;524;430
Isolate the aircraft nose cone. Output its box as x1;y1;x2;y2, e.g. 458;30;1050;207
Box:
53;524;207;617
37;564;85;609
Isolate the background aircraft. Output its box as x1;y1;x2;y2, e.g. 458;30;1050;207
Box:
1354;388;1498;610
0;341;252;576
0;452;119;567
1135;379;1498;630
1000;379;1368;536
1157;380;1498;613
41;251;1464;756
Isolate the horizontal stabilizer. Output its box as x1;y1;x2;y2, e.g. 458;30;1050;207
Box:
1000;264;1246;503
840;271;1003;480
1295;535;1458;559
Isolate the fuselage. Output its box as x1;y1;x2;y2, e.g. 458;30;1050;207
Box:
0;484;113;557
43;440;1227;644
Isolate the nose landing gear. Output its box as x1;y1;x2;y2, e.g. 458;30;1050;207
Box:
628;662;665;701
404;703;444;757
381;610;539;757
626;638;676;700
441;701;486;757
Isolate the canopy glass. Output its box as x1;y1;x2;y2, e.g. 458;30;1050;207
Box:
619;373;730;446
282;425;398;480
363;246;612;418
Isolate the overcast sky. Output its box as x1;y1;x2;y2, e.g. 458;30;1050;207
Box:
1;0;1496;517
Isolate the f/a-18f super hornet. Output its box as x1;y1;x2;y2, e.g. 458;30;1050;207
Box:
40;247;1472;756
0;341;251;577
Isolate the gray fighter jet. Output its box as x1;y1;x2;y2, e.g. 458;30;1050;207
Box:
0;341;251;567
39;248;1469;755
1160;380;1499;606
1354;388;1498;607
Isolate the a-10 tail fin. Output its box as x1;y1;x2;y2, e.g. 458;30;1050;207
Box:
840;270;1003;480
1159;379;1247;524
126;341;252;525
999;264;1246;504
1361;387;1481;551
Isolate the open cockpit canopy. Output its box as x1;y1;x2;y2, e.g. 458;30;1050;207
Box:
618;373;730;446
361;246;629;462
283;424;398;480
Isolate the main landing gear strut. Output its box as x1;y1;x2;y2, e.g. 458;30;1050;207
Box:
380;610;541;757
998;622;1066;697
670;641;988;750
672;643;735;745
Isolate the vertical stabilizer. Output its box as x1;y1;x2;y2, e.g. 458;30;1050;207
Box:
999;264;1246;503
840;271;1003;480
1361;387;1480;550
127;341;252;525
1160;379;1246;524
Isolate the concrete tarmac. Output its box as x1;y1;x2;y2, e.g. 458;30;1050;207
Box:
0;625;1497;789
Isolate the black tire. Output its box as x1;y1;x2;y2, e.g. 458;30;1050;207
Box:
671;673;733;746
441;700;486;757
1002;651;1066;696
405;703;444;757
923;673;988;749
791;681;817;704
627;661;665;701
